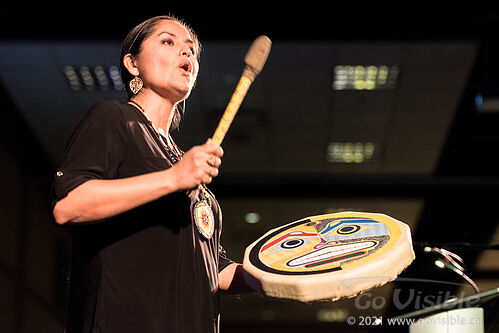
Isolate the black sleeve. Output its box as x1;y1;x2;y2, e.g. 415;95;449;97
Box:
50;101;127;210
218;244;235;273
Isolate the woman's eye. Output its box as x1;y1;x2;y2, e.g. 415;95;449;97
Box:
162;39;174;46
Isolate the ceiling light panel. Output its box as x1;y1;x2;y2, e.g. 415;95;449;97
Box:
332;65;399;91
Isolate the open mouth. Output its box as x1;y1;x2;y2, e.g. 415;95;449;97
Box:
286;241;376;268
179;60;192;74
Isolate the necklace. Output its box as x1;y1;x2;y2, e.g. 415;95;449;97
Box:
128;100;183;164
127;100;215;239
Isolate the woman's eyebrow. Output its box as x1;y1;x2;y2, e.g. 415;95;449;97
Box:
157;31;194;45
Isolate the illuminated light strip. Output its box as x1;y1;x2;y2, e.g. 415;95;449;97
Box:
332;65;399;91
326;142;377;164
62;65;123;92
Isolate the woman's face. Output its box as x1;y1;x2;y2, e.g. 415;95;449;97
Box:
134;19;199;101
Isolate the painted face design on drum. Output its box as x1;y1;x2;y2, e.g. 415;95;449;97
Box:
253;216;390;274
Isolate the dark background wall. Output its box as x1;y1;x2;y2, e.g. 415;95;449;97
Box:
1;6;498;333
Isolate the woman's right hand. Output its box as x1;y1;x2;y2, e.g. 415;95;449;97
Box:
53;139;223;224
169;139;224;191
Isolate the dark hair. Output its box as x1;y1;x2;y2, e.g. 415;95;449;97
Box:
120;15;201;129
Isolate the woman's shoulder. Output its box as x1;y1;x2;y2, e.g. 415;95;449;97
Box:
79;99;139;127
86;100;129;119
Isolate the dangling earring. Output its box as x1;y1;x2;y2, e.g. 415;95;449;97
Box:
129;76;143;95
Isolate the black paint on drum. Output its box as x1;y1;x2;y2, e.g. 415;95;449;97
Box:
248;219;343;275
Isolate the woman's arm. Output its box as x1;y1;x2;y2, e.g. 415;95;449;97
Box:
53;140;223;224
218;263;262;294
54;169;175;224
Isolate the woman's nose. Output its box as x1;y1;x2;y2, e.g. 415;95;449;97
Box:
180;46;192;57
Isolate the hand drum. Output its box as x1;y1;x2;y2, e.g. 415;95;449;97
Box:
243;211;415;302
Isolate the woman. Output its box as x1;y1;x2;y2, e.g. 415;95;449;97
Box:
52;15;253;333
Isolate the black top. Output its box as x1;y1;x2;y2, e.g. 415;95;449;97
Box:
51;100;233;333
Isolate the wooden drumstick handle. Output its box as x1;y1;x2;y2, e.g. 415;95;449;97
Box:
211;35;271;146
211;76;252;145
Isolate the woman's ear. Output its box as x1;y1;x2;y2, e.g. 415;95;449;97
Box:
123;54;139;77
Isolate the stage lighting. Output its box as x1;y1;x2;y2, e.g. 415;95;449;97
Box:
435;260;446;269
63;66;81;91
332;65;399;91
326;142;376;163
245;212;261;224
62;65;123;92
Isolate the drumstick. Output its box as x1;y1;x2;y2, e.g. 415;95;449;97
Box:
211;35;272;146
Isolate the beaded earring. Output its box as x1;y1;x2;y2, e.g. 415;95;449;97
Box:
129;76;143;95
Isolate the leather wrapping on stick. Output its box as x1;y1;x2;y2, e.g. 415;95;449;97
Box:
243;35;272;82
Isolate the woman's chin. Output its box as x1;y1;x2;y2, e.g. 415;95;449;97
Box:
160;85;192;103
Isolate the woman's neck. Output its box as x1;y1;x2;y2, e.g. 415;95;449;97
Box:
131;91;176;136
